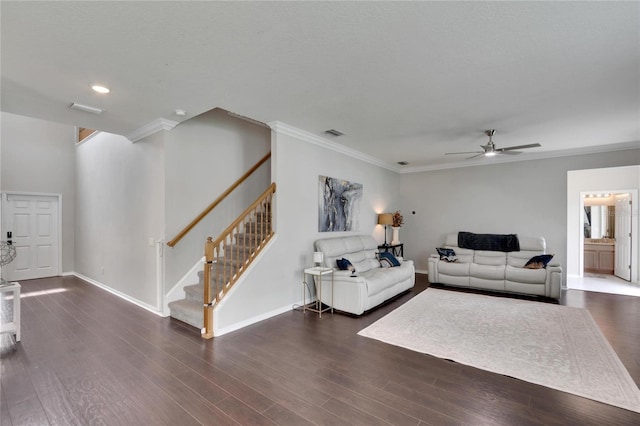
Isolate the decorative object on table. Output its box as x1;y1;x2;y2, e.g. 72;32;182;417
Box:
391;211;403;244
318;175;363;232
313;251;324;267
377;213;393;246
358;288;640;414
0;241;17;286
392;210;404;227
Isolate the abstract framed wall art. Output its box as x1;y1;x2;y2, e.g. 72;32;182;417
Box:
318;175;362;232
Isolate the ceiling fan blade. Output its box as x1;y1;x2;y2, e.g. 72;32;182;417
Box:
499;150;522;155
466;153;486;160
499;143;542;151
445;151;483;155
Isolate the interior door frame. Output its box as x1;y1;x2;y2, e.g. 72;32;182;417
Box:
577;188;637;282
1;191;63;280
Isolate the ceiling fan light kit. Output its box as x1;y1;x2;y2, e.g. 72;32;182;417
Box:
445;129;541;160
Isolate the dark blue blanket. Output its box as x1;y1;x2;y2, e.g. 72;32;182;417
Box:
458;232;520;252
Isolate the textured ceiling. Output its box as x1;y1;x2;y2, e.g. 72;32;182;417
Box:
2;1;639;170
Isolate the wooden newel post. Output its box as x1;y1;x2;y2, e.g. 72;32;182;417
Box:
202;237;215;339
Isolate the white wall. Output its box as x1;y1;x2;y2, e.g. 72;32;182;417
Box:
215;127;399;334
567;165;639;282
398;149;640;277
0;112;76;272
163;108;271;290
75;131;165;309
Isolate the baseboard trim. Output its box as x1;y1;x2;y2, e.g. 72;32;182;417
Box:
415;269;428;275
215;302;297;337
72;272;163;317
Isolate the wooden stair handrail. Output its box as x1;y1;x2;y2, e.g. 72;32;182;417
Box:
167;152;271;247
210;183;276;248
202;182;276;338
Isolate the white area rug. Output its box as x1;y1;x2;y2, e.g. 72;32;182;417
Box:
358;288;640;413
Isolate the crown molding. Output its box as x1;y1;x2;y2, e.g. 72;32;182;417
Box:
268;121;400;172
399;140;640;174
267;120;638;174
126;118;179;142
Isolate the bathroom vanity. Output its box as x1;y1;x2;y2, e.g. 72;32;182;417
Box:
584;238;615;274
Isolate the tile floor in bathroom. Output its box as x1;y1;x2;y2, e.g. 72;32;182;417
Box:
567;272;640;297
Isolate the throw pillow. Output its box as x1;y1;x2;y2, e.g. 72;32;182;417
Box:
378;251;400;267
436;247;458;263
524;254;554;269
336;258;356;273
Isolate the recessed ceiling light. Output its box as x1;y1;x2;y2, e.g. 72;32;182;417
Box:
397;161;409;166
91;84;110;94
175;109;187;116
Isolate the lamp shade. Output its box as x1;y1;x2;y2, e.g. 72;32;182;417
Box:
313;252;324;264
378;213;393;225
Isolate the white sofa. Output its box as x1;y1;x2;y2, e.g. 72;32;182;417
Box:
427;233;562;299
314;235;415;315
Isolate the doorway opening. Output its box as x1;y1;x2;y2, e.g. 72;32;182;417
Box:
567;165;639;296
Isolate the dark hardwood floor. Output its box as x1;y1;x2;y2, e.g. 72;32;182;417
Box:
1;274;639;425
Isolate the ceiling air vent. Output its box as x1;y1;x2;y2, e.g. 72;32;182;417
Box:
397;161;409;166
324;129;344;137
70;102;103;114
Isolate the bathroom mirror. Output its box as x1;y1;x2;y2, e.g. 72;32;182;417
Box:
584;205;615;238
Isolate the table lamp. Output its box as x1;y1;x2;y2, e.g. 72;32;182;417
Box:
313;251;324;267
378;213;393;246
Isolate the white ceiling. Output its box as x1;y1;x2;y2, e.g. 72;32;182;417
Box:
2;1;639;171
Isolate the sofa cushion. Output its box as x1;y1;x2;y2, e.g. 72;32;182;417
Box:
438;260;471;276
474;250;507;266
362;263;413;296
352;258;380;273
506;265;546;284
315;235;378;271
470;263;505;280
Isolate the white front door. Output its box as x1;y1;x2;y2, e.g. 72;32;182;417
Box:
1;193;61;281
614;194;632;281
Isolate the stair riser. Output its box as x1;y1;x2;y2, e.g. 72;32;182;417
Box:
170;309;203;329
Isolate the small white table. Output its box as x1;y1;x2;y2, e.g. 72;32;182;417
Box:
0;281;21;342
302;267;334;317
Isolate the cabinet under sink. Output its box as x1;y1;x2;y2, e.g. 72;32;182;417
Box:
584;241;615;274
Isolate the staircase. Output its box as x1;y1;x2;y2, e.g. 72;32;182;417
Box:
168;196;273;331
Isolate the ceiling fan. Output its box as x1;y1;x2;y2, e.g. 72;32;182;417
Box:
445;130;541;159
